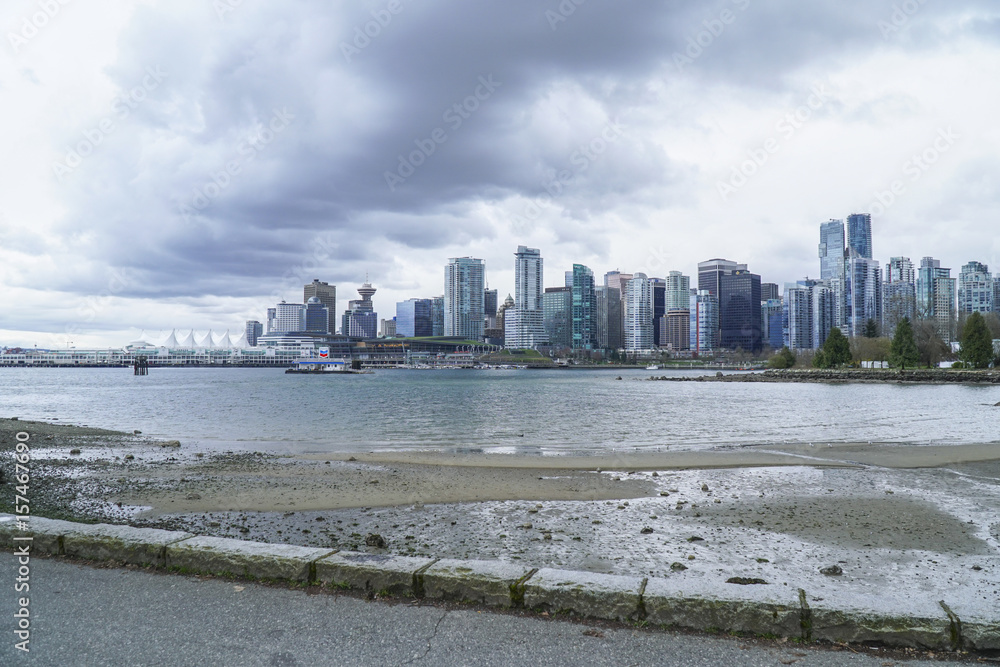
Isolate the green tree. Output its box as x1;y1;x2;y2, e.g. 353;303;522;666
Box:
889;317;919;369
959;312;994;369
863;318;879;338
768;346;796;369
812;349;829;369
822;327;852;366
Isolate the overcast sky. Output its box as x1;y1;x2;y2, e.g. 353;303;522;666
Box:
2;0;999;348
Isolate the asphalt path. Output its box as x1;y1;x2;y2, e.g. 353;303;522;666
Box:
0;553;975;666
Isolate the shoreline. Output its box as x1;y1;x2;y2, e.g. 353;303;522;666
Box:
653;368;1000;385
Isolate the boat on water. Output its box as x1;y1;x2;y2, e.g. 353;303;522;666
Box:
285;360;372;374
646;364;660;370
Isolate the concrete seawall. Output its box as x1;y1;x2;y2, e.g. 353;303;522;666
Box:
2;514;996;653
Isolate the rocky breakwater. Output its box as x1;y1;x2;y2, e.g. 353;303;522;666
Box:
650;368;1000;385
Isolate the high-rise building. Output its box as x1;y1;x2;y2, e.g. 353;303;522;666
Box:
271;301;305;334
379;318;396;338
444;257;486;340
564;271;574;288
761;299;784;351
304;297;330;333
846;213;873;259
430;296;445;336
917;257;956;341
760;282;780;302
624;273;654;351
698;258;747;298
886;257;916;285
662;309;690;350
596;286;622;351
650;278;666;349
303;279;336;335
484;289;498;329
719;270;762;352
819;219;846;281
845;257;882;338
341;282;378;338
244;320;263;347
396;298;433;337
995;277;1000;315
882;281;916;338
543;287;572;349
571;264;597;350
784;280;835;350
665;271;691;310
689;290;718;355
958;261;993;314
506;246;547;348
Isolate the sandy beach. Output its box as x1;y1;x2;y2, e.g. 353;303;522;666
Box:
3;418;998;603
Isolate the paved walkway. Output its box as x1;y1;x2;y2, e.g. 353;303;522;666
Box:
0;554;967;666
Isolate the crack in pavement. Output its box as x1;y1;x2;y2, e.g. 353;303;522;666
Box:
400;609;449;666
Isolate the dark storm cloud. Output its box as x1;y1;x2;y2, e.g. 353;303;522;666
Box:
39;0;999;301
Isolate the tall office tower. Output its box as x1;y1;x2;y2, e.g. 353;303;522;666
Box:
624;273;653;351
819;219;846;280
846;213;873;259
379;319;396;338
760;283;780;302
958;261;993;314
785;284;813;351
542;287;572;349
719;270;763;352
846;257;883;338
484;289;498;329
689;290;719;355
571;264;597;350
505;246;547;348
917;257;956;341
564;271;574;288
650;278;666;349
341;281;378;338
496;294;514;336
266;307;277;334
272;301;305;334
886;257;916;285
304;297;330;333
995;276;1000;314
663;309;690;350
244;320;263;347
303;279;336;334
395;298;433;337
698;258;747;297
431;296;445;336
604;270;634;295
596;286;622;351
761;298;784;350
444;257;486;340
665;271;691;310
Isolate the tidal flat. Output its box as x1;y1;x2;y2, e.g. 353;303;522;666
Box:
3;417;999;619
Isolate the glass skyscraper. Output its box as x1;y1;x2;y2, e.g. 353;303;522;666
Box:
571;264;596;350
818;219;845;280
846;213;872;259
444;257;485;340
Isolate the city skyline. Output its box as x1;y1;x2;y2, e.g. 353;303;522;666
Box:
3;2;1000;348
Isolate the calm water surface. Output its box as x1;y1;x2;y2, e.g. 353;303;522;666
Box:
1;367;998;454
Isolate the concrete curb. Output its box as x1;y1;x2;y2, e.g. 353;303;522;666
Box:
2;514;996;652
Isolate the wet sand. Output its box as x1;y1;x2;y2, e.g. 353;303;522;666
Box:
4;418;998;602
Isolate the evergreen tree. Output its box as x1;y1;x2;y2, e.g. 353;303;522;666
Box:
812;349;829;369
959;312;994;369
768;346;797;369
863;318;879;338
889;317;919;369
822;327;852;366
